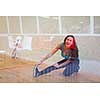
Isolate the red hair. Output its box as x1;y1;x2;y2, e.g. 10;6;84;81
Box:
64;35;76;49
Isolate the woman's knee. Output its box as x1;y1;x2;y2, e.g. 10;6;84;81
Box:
63;64;80;76
63;67;73;76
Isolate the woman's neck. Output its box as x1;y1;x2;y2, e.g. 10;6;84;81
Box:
64;45;70;50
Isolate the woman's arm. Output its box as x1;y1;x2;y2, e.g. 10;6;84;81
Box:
54;59;71;68
54;49;79;68
58;59;71;67
37;44;62;65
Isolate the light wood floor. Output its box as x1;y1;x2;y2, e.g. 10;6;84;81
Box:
0;54;100;83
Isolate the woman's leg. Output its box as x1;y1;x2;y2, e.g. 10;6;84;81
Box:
63;59;80;76
38;65;58;76
74;59;80;72
34;59;67;77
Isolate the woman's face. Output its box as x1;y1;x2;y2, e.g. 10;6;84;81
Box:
65;37;74;48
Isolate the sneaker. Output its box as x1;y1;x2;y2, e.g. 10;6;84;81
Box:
33;65;39;77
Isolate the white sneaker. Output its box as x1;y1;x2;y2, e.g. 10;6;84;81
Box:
33;65;39;77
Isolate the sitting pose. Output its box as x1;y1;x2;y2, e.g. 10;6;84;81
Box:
34;35;80;77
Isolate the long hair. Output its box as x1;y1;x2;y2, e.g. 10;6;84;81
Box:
64;35;77;49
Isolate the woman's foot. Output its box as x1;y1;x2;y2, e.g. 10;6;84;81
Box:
33;65;39;77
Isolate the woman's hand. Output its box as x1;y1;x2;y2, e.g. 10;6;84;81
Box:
53;63;60;68
36;60;43;66
36;58;45;66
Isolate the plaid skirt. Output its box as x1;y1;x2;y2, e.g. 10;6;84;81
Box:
37;59;80;77
62;59;80;76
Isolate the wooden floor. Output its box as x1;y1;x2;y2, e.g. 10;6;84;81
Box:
0;54;100;83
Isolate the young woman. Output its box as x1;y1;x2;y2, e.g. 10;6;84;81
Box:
34;35;80;77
